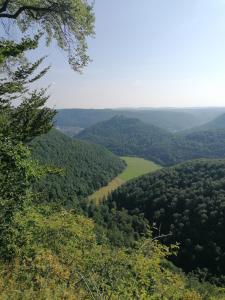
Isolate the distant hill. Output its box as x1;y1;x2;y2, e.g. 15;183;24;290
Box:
191;113;225;131
31;129;125;206
55;108;201;133
78;116;179;165
78;116;225;165
109;159;225;278
55;108;225;135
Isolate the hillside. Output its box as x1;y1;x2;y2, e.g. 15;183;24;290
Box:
56;108;201;133
191;113;225;131
78;116;178;165
78;116;225;166
89;156;161;203
109;159;225;280
30;129;125;206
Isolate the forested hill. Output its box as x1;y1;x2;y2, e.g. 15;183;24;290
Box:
56;108;201;133
190;113;225;131
78;116;173;162
108;159;225;281
30;129;125;206
78;116;225;166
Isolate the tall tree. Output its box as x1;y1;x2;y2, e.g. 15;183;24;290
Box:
0;0;95;260
0;0;95;72
0;37;56;259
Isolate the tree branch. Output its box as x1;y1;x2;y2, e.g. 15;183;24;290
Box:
0;0;11;13
0;4;57;19
152;233;173;241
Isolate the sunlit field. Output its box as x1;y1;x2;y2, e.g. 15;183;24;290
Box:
89;156;161;203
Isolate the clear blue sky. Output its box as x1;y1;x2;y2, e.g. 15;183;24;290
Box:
34;0;225;108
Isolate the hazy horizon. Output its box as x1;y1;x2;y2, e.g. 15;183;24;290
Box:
30;0;225;109
56;106;225;110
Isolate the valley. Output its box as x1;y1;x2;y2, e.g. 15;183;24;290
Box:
89;156;161;203
2;2;225;297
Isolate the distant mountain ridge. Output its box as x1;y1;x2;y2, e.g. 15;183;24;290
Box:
55;107;225;135
191;113;225;131
78;116;225;165
55;108;200;133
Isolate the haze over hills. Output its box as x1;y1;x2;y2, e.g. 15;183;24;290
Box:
55;107;225;135
190;113;225;131
78;115;225;165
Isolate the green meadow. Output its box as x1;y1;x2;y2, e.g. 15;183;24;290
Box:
89;156;161;203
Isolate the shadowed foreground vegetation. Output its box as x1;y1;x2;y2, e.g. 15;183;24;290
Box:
0;205;223;300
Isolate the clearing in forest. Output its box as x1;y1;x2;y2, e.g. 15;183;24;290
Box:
89;156;161;203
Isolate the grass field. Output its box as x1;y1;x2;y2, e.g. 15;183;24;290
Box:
89;156;161;203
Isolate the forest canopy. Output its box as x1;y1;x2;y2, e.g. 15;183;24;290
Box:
31;128;126;206
78;116;225;165
108;159;225;283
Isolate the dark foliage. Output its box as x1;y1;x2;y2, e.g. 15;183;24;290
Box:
80;198;150;248
78;116;225;166
109;159;225;281
31;129;125;206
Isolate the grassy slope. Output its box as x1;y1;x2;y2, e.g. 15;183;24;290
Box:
89;156;161;203
120;156;161;180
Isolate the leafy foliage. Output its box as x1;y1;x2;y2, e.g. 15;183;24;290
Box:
0;37;55;259
31;129;126;206
109;159;225;281
0;205;220;299
0;0;95;72
0;36;56;143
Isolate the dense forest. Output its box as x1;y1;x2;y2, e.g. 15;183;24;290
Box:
108;159;225;283
78;116;225;165
31;129;125;206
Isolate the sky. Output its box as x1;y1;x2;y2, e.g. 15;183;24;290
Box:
13;0;225;108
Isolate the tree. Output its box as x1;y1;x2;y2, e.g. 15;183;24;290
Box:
0;37;56;259
0;36;56;143
0;0;95;260
0;0;95;72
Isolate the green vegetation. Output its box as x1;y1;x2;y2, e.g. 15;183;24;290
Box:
109;159;225;283
1;2;225;298
31;128;125;206
79;115;225;166
0;0;95;72
0;36;56;259
89;156;161;203
120;156;161;181
1;205;221;300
